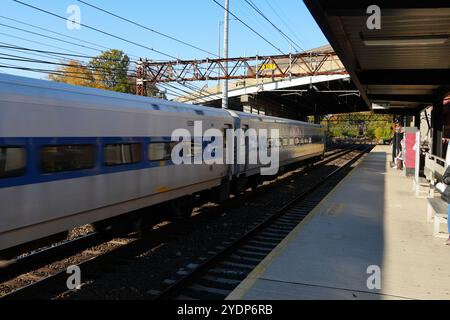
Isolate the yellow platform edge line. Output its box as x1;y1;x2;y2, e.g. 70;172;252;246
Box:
226;149;372;300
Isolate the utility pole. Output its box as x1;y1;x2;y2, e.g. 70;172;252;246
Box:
218;20;221;94
222;0;229;109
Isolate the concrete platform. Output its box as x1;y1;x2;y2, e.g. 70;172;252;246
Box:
227;145;450;300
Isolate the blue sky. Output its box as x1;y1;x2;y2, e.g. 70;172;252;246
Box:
0;0;328;92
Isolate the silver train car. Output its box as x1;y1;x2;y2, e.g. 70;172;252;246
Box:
0;74;325;254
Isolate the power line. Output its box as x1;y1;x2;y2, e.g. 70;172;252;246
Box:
0;15;142;60
77;0;218;58
165;82;209;103
0;52;137;76
0;45;70;64
157;84;183;99
0;55;210;103
0;43;210;100
0;61;184;101
0;43;138;63
0;44;212;100
13;0;179;60
71;1;221;82
0;31;145;66
211;0;285;55
243;0;304;52
0;35;150;80
263;0;307;49
0;41;89;64
0;51;145;91
0;31;101;58
0;47;212;101
0;22;105;54
0;7;213;101
0;63;103;82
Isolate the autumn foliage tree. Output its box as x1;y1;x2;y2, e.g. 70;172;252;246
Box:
49;49;132;93
49;49;166;98
90;50;132;93
48;59;105;89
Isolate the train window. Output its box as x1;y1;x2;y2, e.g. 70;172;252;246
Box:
41;145;95;173
268;138;279;149
104;143;142;166
148;142;178;161
289;138;294;146
0;147;26;178
294;137;300;145
282;138;289;147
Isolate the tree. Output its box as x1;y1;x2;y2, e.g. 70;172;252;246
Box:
323;112;393;140
90;49;132;93
366;127;376;139
48;49;166;98
48;60;105;89
376;126;393;140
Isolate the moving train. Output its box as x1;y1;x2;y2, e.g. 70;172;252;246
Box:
0;74;325;256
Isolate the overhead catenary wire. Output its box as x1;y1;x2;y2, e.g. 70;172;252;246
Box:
0;22;107;54
0;52;211;102
165;82;210;103
157;84;184;98
0;46;71;65
0;43;139;64
0;31;104;59
263;0;307;49
211;0;285;55
0;52;138;76
0;63;108;82
0;15;142;60
6;2;217;100
13;0;179;60
0;60;131;80
242;0;304;52
77;0;218;58
0;61;186;101
0;43;210;101
0;42;226;88
0;42;91;65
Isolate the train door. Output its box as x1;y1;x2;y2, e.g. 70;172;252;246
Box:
223;123;233;178
239;124;249;175
212;123;233;203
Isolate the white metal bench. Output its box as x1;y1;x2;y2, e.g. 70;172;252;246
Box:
434;213;448;238
427;198;449;238
413;177;431;198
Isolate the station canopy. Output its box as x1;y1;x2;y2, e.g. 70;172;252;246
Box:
304;0;450;115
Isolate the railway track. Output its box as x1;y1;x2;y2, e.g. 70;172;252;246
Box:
0;145;351;285
154;145;372;300
0;144;366;300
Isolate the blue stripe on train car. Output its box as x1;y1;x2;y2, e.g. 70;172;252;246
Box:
0;135;324;189
0;137;183;189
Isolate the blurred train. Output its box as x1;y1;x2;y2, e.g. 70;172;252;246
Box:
0;74;325;256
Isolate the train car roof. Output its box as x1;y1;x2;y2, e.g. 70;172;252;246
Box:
0;73;230;118
0;74;323;128
234;110;323;128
